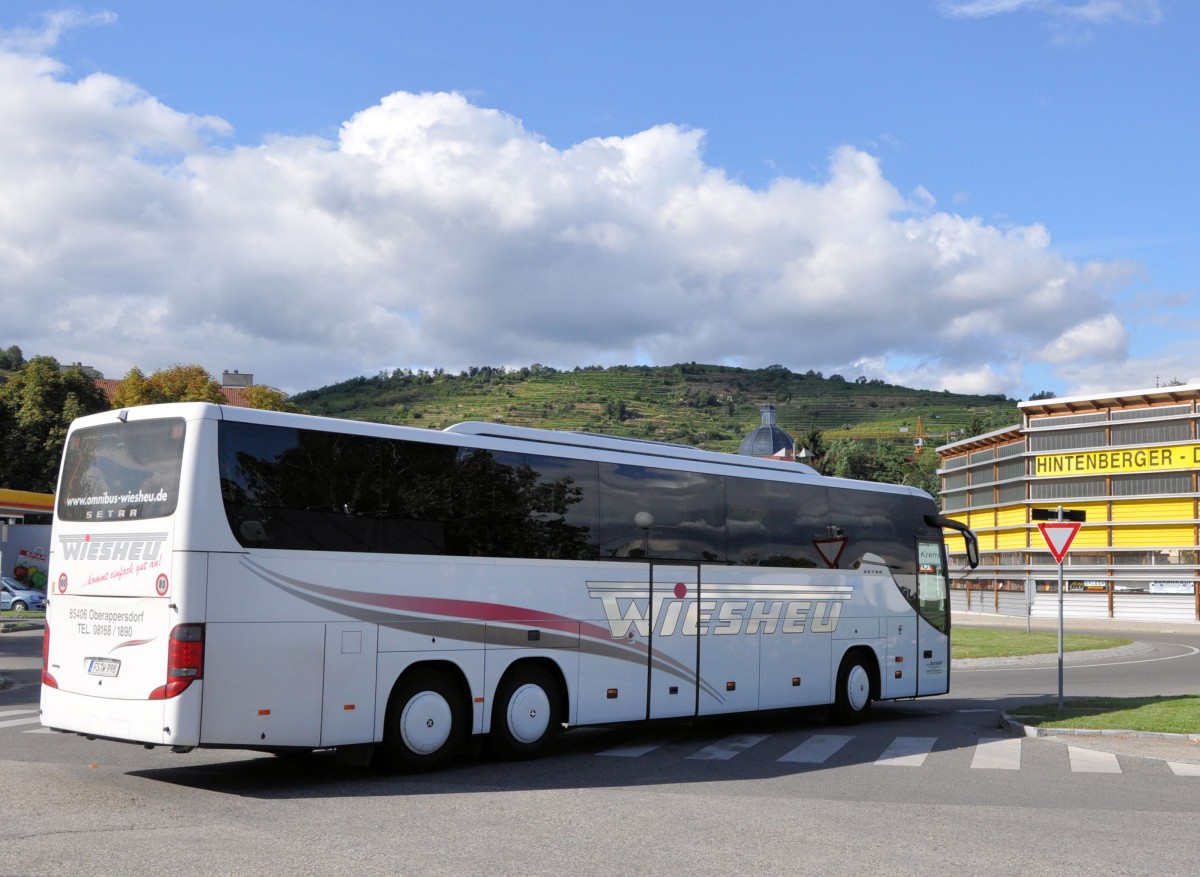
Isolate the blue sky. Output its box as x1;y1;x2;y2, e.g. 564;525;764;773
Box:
0;1;1194;398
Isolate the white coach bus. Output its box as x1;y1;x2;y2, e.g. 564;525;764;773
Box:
41;403;977;771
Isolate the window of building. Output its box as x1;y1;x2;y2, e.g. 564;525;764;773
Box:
1027;428;1106;452
1112;473;1192;496
1030;478;1107;500
1110;421;1191;445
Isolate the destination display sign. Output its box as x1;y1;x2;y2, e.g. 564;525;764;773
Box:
1033;443;1200;477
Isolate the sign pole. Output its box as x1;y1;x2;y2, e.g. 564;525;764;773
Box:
1033;506;1083;712
1056;506;1064;711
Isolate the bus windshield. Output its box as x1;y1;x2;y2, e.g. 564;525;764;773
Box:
57;418;186;522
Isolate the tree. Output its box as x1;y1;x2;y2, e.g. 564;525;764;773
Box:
0;344;23;370
823;437;875;480
0;357;109;491
243;384;304;412
111;364;225;405
109;366;150;408
797;426;826;473
903;449;942;496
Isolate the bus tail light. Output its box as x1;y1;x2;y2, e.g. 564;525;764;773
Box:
41;624;58;689
149;624;205;700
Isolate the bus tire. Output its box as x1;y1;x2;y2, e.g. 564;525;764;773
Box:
831;650;874;724
488;664;563;761
381;668;467;773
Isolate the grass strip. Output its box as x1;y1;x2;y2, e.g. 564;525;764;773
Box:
1007;696;1200;735
952;628;1130;660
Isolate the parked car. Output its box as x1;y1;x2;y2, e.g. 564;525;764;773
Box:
1;577;46;612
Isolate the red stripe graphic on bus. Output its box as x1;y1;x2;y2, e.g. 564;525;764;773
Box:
240;559;726;702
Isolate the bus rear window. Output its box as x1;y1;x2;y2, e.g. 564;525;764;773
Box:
57;418;186;521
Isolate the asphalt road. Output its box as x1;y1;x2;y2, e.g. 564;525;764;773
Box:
2;622;1199;877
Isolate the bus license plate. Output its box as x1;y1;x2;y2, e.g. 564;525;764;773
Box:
87;658;121;678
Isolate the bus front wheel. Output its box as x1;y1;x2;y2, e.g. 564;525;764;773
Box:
382;669;467;773
831;651;874;724
488;664;563;761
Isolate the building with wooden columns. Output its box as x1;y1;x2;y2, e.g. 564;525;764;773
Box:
937;384;1200;622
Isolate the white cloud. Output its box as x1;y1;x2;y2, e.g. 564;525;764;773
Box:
0;21;1147;398
0;9;116;54
939;0;1163;24
1036;313;1129;363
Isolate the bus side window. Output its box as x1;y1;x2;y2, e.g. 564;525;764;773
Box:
828;489;915;576
726;477;828;568
378;439;455;555
220;424;382;552
598;464;726;561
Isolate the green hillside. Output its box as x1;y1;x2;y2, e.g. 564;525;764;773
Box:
291;363;1019;453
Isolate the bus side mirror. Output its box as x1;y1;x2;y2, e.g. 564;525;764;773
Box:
965;535;979;569
924;513;980;570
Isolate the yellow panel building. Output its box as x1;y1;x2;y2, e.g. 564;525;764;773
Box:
937;385;1200;621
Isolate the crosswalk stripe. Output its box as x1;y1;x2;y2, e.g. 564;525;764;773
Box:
778;734;853;764
1167;761;1200;777
971;737;1022;770
1068;746;1122;773
688;733;770;760
0;716;43;730
23;727;53;734
599;738;676;757
875;736;936;767
0;709;37;719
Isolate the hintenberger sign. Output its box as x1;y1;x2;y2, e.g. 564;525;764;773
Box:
1034;443;1200;477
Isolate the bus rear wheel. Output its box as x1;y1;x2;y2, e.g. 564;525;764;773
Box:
382;669;467;773
488;664;563;761
831;651;874;724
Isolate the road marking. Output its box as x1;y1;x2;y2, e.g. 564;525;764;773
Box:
1068;746;1122;773
599;737;676;757
687;733;770;760
971;737;1022;770
0;709;37;719
0;716;43;730
778;734;853;764
589;731;1200;779
875;736;936;767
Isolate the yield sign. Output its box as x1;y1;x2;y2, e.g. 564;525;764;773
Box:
1037;522;1081;564
813;537;848;569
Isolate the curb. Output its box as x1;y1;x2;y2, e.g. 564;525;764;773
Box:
1001;712;1200;766
0;620;45;634
1002;712;1200;743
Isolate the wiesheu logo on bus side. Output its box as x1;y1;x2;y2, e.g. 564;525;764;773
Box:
586;581;851;638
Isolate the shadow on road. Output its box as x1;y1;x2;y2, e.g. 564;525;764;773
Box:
127;697;1044;799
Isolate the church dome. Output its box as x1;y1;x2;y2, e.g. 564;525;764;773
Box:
738;405;795;458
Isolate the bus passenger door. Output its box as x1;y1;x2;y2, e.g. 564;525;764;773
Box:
648;564;699;719
916;540;951;695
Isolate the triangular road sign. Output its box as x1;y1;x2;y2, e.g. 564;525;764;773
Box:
1037;522;1081;564
813;536;847;569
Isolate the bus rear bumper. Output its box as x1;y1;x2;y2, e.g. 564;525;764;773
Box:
40;683;202;748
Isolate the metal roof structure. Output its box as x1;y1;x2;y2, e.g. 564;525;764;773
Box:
738;405;796;459
0;488;53;520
